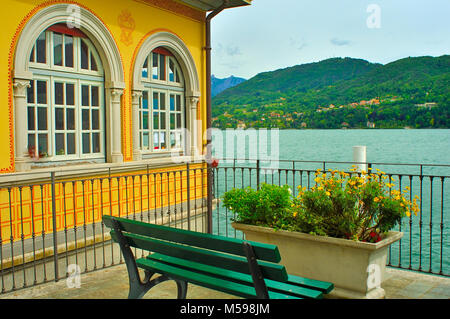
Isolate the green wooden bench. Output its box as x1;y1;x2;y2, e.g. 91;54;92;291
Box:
102;215;334;299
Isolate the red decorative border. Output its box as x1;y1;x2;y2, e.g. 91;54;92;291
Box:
6;0;125;172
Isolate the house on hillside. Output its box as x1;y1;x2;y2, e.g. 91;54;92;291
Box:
0;0;251;256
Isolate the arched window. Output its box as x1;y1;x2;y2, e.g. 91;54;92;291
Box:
26;24;105;161
139;47;185;153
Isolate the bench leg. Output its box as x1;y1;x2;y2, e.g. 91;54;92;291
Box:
176;280;188;299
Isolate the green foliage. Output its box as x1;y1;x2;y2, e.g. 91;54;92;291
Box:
223;170;419;242
212;55;450;129
222;183;292;228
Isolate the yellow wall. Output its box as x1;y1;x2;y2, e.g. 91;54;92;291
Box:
0;0;207;172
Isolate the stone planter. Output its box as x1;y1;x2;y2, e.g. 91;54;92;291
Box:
232;222;403;299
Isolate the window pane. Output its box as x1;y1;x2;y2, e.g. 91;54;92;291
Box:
170;132;175;147
143;132;149;148
175;69;180;83
92;109;99;130
153;112;159;130
55;108;64;130
169;59;175;82
142;57;148;78
82;109;90;130
153;132;159;149
38;134;47;155
65;35;74;67
29;46;35;63
81;40;89;69
36;32;46;64
170;95;175;111
28;134;36;155
160;132;166;149
27;81;34;104
92;133;100;153
91;86;99;106
66;83;74;105
177;113;182;129
66;108;75;130
82;133;90;153
37;107;47;130
37;81;47;104
27;107;35;130
90;53;98;71
55;133;65;155
160;93;166;110
82;85;89;106
152;53;158;79
142;111;148;129
67;133;75;154
159;54;165;80
54;82;64;105
153;92;158;110
53;33;63;66
170;113;175;130
160;112;166;130
142;91;148;109
176;95;181;111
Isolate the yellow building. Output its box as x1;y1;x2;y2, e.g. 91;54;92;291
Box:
0;0;251;273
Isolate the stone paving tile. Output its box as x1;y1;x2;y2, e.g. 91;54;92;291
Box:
395;282;435;299
1;265;449;299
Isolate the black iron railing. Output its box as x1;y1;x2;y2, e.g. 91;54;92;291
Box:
0;158;448;295
0;162;208;294
211;158;450;277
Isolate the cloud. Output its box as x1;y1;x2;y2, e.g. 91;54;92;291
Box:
330;38;352;46
226;45;242;56
289;37;308;50
214;43;242;57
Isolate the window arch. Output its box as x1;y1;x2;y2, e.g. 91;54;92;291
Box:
131;32;200;161
13;3;125;171
26;25;105;160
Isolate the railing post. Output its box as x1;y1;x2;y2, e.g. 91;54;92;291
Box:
50;172;59;282
186;162;191;231
256;159;260;190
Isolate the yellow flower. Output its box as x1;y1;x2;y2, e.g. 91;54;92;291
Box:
325;191;331;196
374;197;380;203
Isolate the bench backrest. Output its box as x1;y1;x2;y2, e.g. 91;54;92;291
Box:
103;215;288;282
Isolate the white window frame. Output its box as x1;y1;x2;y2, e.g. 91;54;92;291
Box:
25;29;105;162
139;49;186;156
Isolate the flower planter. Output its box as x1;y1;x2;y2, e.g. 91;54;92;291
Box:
232;222;403;299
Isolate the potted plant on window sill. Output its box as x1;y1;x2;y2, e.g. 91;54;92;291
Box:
224;168;419;299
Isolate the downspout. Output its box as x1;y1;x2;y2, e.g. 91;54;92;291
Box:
205;0;228;234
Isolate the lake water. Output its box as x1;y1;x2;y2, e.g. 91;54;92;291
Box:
211;129;450;276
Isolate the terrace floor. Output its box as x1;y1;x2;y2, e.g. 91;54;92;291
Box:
0;264;449;300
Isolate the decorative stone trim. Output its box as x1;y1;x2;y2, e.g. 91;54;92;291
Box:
12;3;126;171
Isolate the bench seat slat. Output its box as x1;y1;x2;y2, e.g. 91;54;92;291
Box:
286;275;334;294
136;257;301;300
103;215;281;263
110;230;288;282
147;253;323;299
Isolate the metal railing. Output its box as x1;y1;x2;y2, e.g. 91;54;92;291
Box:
0;162;208;294
0;158;448;295
211;158;450;277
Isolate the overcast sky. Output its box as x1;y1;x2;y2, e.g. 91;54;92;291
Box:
210;0;450;79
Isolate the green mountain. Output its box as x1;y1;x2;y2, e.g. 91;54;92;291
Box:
212;55;450;129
